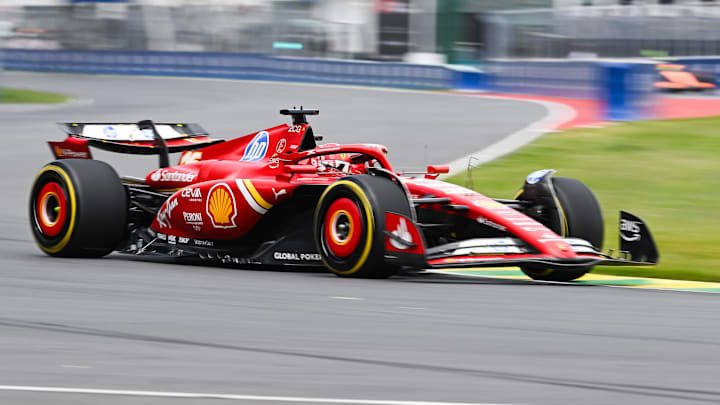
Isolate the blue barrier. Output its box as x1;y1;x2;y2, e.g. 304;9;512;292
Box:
598;62;656;121
1;49;488;91
2;49;661;121
486;59;656;121
485;60;598;99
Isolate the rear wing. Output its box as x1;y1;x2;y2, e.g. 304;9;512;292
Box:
49;120;224;166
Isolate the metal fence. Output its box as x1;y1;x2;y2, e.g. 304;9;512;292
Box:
0;2;376;58
484;3;720;59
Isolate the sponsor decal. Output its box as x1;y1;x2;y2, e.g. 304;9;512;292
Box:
453;246;523;255
179;151;202;165
385;212;423;254
206;183;237;228
150;169;196;183
526;169;553;185
183;211;203;226
268;153;280;169
273;252;322;261
179;237;190;244
272;188;287;200
318;159;350;173
168;235;176;244
290;144;299;150
389;217;413;250
458;238;514;247
180;187;202;202
240;131;269;162
477;217;507;231
276;138;287;153
620;219;642;242
288;125;303;133
83;124;185;142
103;126;118;139
193;239;214;247
316;144;340;153
157;198;178;228
53;146;90;159
140;128;154;140
157;233;167;240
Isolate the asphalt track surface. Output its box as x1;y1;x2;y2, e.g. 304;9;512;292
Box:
1;72;719;405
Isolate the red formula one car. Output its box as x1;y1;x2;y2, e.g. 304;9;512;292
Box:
29;108;658;281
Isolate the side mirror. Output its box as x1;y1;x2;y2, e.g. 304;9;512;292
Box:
425;165;449;179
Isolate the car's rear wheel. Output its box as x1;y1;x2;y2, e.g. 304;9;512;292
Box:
521;177;604;282
29;159;127;258
314;175;411;278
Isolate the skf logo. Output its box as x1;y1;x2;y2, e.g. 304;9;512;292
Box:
620;219;641;242
206;183;237;228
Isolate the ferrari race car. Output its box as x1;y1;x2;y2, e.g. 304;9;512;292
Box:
29;108;659;281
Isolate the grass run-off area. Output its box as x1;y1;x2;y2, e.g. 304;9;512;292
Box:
0;88;68;104
445;116;720;282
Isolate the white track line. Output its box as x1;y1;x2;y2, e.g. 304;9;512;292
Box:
439;97;577;178
0;385;513;405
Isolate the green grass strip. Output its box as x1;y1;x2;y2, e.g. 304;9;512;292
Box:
445;116;720;283
572;279;651;286
0;88;68;104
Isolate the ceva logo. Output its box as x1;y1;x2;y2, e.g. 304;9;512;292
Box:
240;131;269;162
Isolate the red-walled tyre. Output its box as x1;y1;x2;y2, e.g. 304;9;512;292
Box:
314;175;411;278
29;160;127;258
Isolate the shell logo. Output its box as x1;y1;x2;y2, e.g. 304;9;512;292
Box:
206;183;237;228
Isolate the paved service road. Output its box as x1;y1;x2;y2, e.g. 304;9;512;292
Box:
1;73;718;405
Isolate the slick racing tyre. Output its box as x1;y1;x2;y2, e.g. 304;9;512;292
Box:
521;177;604;282
314;175;412;278
29;159;127;258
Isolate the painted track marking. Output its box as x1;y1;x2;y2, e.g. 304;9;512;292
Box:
428;268;720;293
0;385;513;405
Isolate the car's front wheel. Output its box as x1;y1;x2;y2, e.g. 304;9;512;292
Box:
521;177;604;282
314;175;411;278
